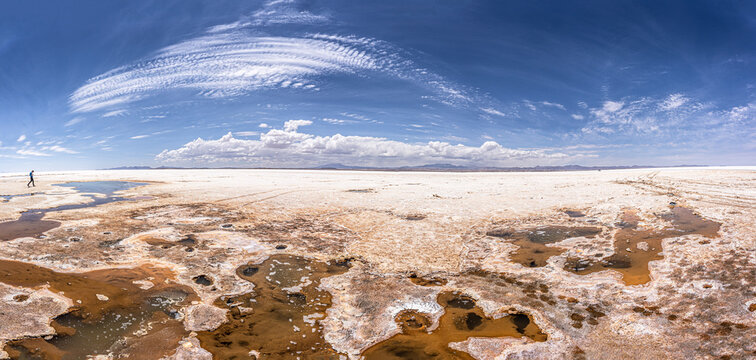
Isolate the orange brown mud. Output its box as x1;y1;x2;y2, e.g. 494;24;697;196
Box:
196;255;351;359
0;169;753;359
0;212;60;241
0;260;196;359
408;273;448;286
486;226;602;267
361;292;546;359
564;206;721;285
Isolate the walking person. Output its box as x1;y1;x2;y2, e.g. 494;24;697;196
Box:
27;170;35;187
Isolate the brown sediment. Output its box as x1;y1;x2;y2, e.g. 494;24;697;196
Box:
564;207;721;285
564;210;586;218
105;311;188;360
362;291;547;359
0;260;196;359
408;273;448;286
403;214;427;221
196;255;351;359
0;212;60;241
6;338;66;360
487;226;602;267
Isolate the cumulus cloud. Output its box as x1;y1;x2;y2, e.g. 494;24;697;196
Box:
283;119;311;131
69;22;472;113
16;134;26;142
156;120;567;167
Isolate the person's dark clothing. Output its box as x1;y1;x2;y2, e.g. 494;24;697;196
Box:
27;172;34;187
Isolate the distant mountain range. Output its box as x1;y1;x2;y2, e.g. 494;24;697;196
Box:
104;164;706;172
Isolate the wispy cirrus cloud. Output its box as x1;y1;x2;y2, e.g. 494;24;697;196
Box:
41;145;78;154
64;117;84;126
156;120;568;167
69;23;474;113
208;0;330;31
102;109;128;118
581;94;754;138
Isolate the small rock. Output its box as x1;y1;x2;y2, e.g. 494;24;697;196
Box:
132;280;154;290
96;294;109;301
184;304;228;331
636;242;649;251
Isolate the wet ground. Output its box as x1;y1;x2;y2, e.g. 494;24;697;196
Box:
0;169;753;359
564;206;721;285
487;226;602;267
362;292;546;359
0;181;146;241
197;255;351;359
0;260;194;359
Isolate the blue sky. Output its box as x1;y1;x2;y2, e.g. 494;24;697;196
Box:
1;0;754;171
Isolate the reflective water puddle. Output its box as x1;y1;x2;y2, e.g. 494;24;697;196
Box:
487;226;602;267
197;255;351;359
564;207;720;285
362;291;547;359
0;259;194;359
0;181;147;241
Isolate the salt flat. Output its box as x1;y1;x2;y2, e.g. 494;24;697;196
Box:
0;167;754;359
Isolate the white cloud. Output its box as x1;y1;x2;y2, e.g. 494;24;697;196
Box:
208;0;330;30
571;114;584;120
41;145;78;154
102;109;128;117
602;101;624;113
581;95;753;138
523;101;537;111
540;101;566;110
16;135;26;142
235;131;260;137
157;121;567;167
69;26;472;113
322;118;355;125
17;149;50;157
480;107;507;117
259;123;270;128
283;119;311;131
440;135;467;142
130;135;150;139
339;112;372;122
659;93;688;111
64;117;84;127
